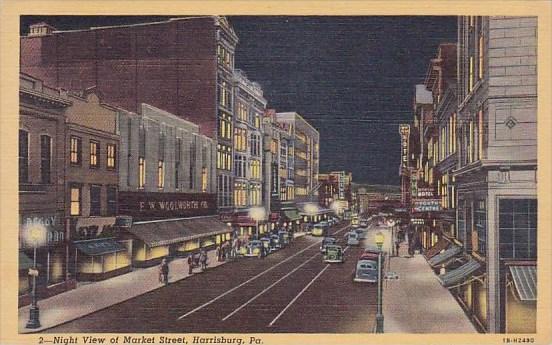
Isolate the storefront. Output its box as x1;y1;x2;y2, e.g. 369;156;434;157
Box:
73;238;131;281
504;264;536;333
127;215;232;267
19;212;73;306
69;216;132;281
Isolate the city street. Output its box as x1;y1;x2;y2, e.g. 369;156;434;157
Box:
45;222;379;333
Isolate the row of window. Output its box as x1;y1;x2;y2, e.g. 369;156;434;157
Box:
217;144;232;171
70;184;117;217
137;157;208;192
234;127;247;152
218;80;232;110
233;182;262;207
218;112;232;140
464;16;485;98
70;136;116;169
19;130;51;184
217;174;232;207
217;44;233;69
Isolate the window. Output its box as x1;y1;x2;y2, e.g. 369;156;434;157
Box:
250;159;261;180
478;110;484;161
499;199;537;259
40;135;51;184
251;134;260;156
234;128;247;152
237;102;248;122
218;112;232;140
107;186;117;216
107;144;116;169
201;167;208;192
478;34;484;80
19;130;29;183
70;136;82;165
217;44;233;68
90;185;101;216
234;154;246;178
218;80;232;109
138;157;146;189
250;184;261;206
475;199;487;255
190;136;196;189
89;140;99;168
70;185;81;216
233;182;247;207
217;144;232;171
457;199;466;245
158;160;165;189
175;138;181;189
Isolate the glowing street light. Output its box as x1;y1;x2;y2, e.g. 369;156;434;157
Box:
25;223;47;329
374;230;385;333
249;207;266;239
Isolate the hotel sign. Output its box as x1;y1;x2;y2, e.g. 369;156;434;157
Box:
118;191;217;221
416;187;435;198
399;124;410;168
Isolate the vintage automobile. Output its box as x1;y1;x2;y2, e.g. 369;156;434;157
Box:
347;231;360;246
320;237;337;252
323;244;344;263
242;240;264;258
278;230;290;246
354;227;367;239
270;234;282;250
311;223;329;237
260;237;273;254
353;259;379;283
360;220;369;228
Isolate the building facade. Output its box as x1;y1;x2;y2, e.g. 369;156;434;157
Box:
454;16;537;333
20;16;239;209
276;112;320;203
318;171;352;215
19;73;72;306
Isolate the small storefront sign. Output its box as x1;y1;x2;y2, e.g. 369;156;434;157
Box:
118;192;217;221
410;218;425;225
70;217;117;240
19;214;65;248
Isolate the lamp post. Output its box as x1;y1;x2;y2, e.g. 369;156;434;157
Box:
374;231;385;333
26;223;46;329
249;207;266;240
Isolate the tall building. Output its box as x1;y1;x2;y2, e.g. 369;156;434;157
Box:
19;73;72;306
318;171;352;215
20;16;239;209
276;112;320;203
454;16;537;333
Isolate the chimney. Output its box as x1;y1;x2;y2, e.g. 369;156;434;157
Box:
28;22;57;37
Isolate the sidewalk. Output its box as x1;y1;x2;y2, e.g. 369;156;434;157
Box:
19;250;223;333
382;241;477;333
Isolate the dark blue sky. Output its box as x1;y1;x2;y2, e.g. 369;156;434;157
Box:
20;16;457;185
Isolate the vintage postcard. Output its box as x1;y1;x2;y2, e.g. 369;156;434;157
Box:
1;1;551;345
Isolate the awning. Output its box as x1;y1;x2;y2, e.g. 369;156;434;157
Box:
19;252;37;270
509;265;537;301
128;215;232;247
283;210;301;221
428;245;462;267
424;238;450;259
438;259;481;287
74;238;126;256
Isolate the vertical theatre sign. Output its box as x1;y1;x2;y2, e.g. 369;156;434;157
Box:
399;124;410;169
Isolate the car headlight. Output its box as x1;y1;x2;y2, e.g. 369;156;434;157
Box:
253;248;260;254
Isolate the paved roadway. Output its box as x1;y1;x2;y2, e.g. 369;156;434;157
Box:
46;222;378;333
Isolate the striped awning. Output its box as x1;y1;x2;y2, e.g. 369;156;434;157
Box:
428;245;462;267
424;238;450;259
74;238;126;256
509;265;537;301
438;259;481;287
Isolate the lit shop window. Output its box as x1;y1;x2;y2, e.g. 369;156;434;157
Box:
70;136;82;165
90;141;99;168
158;160;165;189
139;157;146;189
107;144;116;169
70;185;81;216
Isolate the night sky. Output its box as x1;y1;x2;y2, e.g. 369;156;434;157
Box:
20;16;457;185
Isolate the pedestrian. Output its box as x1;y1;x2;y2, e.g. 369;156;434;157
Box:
187;254;193;275
200;249;208;271
395;240;400;257
216;245;222;262
161;258;169;285
158;261;164;283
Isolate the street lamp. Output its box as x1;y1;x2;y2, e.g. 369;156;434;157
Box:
25;223;47;329
304;203;319;224
249;207;266;239
374;231;385;333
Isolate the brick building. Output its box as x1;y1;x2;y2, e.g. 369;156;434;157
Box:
21;16;239;209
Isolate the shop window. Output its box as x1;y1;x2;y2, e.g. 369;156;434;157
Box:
40;135;51;184
70;136;82;165
107;186;117;216
19;129;29;183
158;160;165;189
201;167;208;192
499;199;537;259
138;157;146;189
89;140;99;169
107;144;116;169
90;185;101;216
70;185;81;216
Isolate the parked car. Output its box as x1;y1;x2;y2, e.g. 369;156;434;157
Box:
353;259;379;283
278;230;290;247
260;237;272;255
242;240;263;257
354;227;367;239
347;231;360;246
323;245;344;263
320;237;337;252
360;220;368;228
270;234;281;250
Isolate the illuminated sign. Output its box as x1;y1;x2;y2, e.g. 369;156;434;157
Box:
19;214;65;248
399;124;410;168
70;217;117;240
410;218;425;225
416;187;435;198
412;199;441;212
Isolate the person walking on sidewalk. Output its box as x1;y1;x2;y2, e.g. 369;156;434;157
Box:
187;254;194;275
395;240;401;257
160;258;169;285
200;249;208;271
